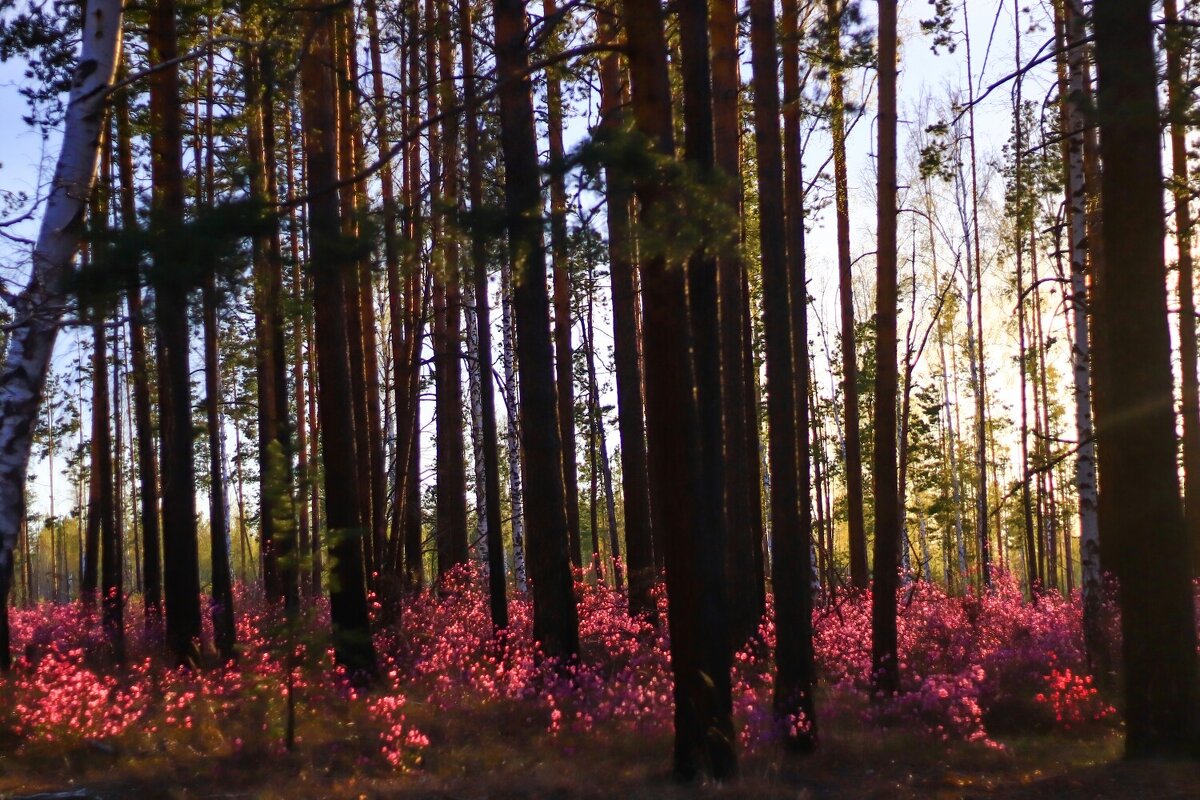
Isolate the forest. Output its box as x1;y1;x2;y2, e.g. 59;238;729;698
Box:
0;0;1197;796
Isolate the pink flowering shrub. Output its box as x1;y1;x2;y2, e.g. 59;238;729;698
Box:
3;566;1187;769
1034;668;1116;730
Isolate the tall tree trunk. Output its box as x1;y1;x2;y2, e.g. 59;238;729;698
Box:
203;34;235;663
365;0;403;596
598;4;653;615
500;256;528;592
677;0;736;776
493;0;579;659
961;0;991;590
300;2;377;678
0;0;123;668
870;0;901;697
433;0;469;580
114;85;162;623
622;0;738;775
400;0;426;591
825;0;869;589
150;0;203;666
93;319;120;660
334;15;377;584
284;105;313;600
1163;0;1200;575
202;274;236;662
460;0;509;629
748;0;818;753
710;0;763;635
83;319;102;606
1091;0;1199;757
542;0;583;572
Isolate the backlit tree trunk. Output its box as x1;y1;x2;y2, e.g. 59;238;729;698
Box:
1091;0;1199;757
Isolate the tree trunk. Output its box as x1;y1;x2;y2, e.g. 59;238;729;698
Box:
1091;0;1199;757
1163;0;1200;576
749;0;818;753
677;0;736;775
433;0;469;581
493;0;580;660
300;2;377;678
0;0;124;667
961;0;991;590
542;0;583;572
460;0;509;630
202;34;235;663
870;0;901;697
598;4;653;615
113;84;162;623
825;0;869;589
150;0;204;666
500;256;528;592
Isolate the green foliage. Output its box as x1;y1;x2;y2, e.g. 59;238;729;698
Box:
0;0;80;130
75;199;273;310
570;125;740;270
919;0;957;55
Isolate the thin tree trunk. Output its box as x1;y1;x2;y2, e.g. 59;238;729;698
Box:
114;85;161;623
460;0;509;630
500;256;528;592
204;32;235;663
542;0;583;572
825;0;869;589
961;0;990;590
598;4;653;615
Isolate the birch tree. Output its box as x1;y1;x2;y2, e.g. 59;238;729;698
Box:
0;0;124;670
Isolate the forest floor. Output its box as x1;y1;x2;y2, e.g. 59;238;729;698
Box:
0;706;1197;799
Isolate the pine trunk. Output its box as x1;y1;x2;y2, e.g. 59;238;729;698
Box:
493;0;580;660
1091;0;1199;757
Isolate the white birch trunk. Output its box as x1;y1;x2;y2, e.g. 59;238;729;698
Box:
0;0;125;640
1065;0;1102;641
500;257;527;591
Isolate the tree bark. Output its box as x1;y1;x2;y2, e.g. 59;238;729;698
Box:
749;0;818;753
432;0;469;581
677;0;736;775
460;0;509;630
825;0;869;590
1091;0;1199;757
1163;0;1200;576
300;2;378;678
493;0;579;660
150;0;204;666
870;0;901;697
542;0;583;572
597;4;653;615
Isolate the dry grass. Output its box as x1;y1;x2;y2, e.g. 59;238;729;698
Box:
0;696;1195;799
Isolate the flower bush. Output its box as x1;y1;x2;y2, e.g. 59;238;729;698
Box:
1;566;1181;769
